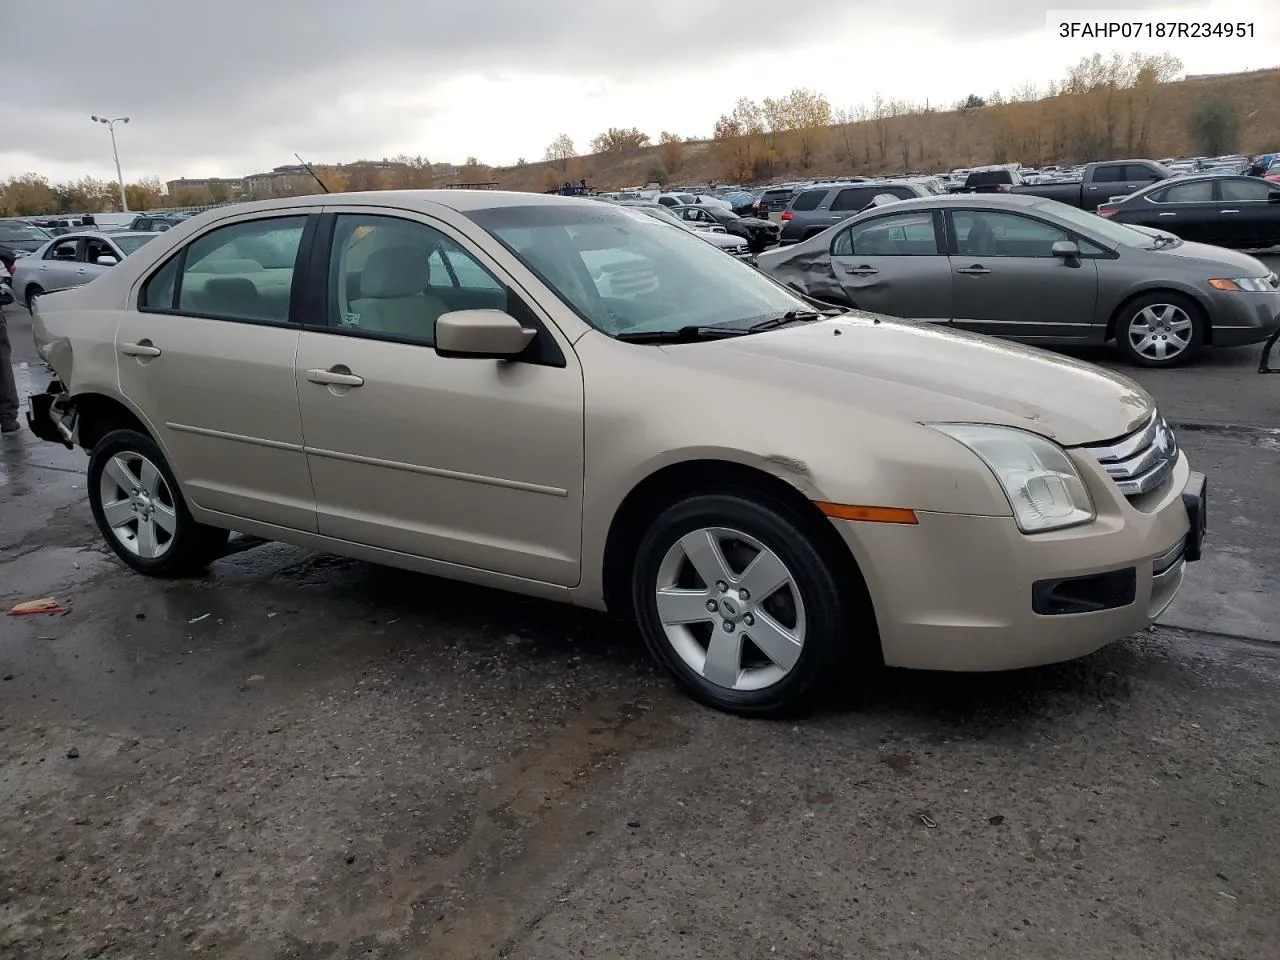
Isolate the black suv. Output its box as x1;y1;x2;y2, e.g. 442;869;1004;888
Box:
778;181;933;244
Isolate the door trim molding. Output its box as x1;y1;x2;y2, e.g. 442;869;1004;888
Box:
165;421;303;452
304;445;569;497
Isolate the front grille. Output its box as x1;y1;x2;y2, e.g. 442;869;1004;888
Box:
1083;411;1178;498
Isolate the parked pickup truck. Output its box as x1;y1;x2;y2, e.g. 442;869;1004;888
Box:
1013;159;1173;209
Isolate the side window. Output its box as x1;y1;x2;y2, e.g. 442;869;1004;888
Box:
1161;180;1214;203
83;238;113;263
834;212;939;256
953;211;1068;258
1092;165;1126;183
830;188;876;211
47;239;79;261
328;214;506;345
887;186;918;200
1124;164;1161;182
177;216;306;323
1220;178;1271;202
789;190;826;212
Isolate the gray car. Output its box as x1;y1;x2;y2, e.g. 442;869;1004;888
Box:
758;194;1280;367
13;230;158;309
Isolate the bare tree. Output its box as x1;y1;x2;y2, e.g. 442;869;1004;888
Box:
544;134;576;172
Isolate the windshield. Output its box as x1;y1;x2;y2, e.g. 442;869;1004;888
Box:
466;203;811;337
1033;199;1161;247
112;234;157;256
0;222;52;243
625;205;692;230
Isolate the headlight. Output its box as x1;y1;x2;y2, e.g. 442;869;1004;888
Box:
927;423;1095;533
1208;276;1274;292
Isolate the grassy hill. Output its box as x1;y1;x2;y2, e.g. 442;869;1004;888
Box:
485;67;1280;193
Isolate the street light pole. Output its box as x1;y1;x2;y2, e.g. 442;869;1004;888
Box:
90;115;130;212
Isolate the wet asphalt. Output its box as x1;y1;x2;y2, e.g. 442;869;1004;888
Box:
2;289;1280;959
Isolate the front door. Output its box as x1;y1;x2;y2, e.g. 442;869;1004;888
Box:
36;236;84;292
115;212;316;532
1140;178;1219;244
827;209;952;322
294;209;585;586
946;209;1100;341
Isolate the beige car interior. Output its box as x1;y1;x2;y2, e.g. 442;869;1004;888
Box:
346;245;448;339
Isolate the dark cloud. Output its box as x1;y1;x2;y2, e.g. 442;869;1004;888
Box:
0;0;1205;177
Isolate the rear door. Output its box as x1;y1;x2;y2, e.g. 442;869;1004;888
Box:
828;209;951;322
1216;176;1276;248
1085;164;1131;206
115;212;316;531
946;209;1100;341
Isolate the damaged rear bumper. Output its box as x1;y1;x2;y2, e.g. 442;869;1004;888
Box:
26;379;76;448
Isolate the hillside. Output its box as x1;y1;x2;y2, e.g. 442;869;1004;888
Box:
486;67;1280;192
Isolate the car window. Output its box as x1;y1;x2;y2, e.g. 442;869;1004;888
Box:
329;214;506;345
112;234;156;256
952;210;1069;258
1160;180;1215;203
1123;164;1160;182
171;216;306;323
832;211;938;256
1219;178;1272;202
830;187;879;212
0;222;51;243
1092;165;1127;183
790;190;826;212
466;203;811;338
82;238;116;263
46;239;79;261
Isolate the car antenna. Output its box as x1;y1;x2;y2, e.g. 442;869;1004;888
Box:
295;153;331;194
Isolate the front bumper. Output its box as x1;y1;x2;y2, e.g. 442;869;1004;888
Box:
1206;290;1280;348
833;454;1202;672
25;379;75;448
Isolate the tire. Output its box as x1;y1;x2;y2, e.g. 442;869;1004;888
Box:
1114;292;1205;368
631;490;861;717
87;428;229;577
24;285;43;312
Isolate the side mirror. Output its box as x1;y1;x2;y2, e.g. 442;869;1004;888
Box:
435;309;536;360
95;255;118;266
1052;240;1080;264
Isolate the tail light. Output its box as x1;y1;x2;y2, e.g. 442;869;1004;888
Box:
1097;206;1117;217
780;211;793;221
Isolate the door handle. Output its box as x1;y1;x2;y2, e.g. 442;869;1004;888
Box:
120;341;162;358
843;265;879;276
956;266;991;275
1157;212;1177;217
1220;209;1240;214
306;367;364;387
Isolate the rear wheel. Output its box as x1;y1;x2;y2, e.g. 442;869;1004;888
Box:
631;490;862;716
87;429;229;577
1115;292;1205;367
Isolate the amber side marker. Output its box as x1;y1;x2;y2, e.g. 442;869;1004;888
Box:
815;502;919;525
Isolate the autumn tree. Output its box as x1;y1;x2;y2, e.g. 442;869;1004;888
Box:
784;87;832;169
457;157;490;183
1187;97;1240;155
61;177;117;212
657;131;683;174
541;167;560;192
171;185;214;206
832;108;860;171
544;134;576;172
590;127;650;153
712;98;765;181
0;174;59;216
384;154;433;189
125;176;165;211
344;164;385;192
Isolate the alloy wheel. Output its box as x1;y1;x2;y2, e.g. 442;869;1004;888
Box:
1127;303;1193;362
97;451;178;559
654;526;806;691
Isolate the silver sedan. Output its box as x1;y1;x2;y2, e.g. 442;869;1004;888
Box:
757;193;1280;367
12;230;158;309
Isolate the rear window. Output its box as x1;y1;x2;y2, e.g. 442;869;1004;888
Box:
762;189;793;201
1092;165;1128;183
965;170;1017;187
830;187;880;211
789;190;827;212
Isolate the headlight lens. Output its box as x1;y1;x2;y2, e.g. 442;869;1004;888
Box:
1208;276;1274;292
927;423;1095;533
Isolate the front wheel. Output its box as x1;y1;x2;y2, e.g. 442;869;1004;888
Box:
25;285;43;312
87;429;229;577
1115;293;1205;367
631;491;863;716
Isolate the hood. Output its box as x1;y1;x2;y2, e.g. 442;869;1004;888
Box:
659;315;1153;446
702;232;747;249
1144;240;1273;276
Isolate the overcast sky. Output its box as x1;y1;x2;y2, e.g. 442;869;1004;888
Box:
3;1;1276;184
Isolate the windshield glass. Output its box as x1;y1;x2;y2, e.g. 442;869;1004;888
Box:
466;203;811;337
112;234;157;256
620;204;689;230
1034;199;1160;246
0;222;52;243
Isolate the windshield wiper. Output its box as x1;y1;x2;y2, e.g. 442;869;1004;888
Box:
615;325;753;344
745;309;830;333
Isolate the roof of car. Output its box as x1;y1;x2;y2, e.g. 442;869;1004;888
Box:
856;193;1049;213
46;230;159;243
169;190;609;219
